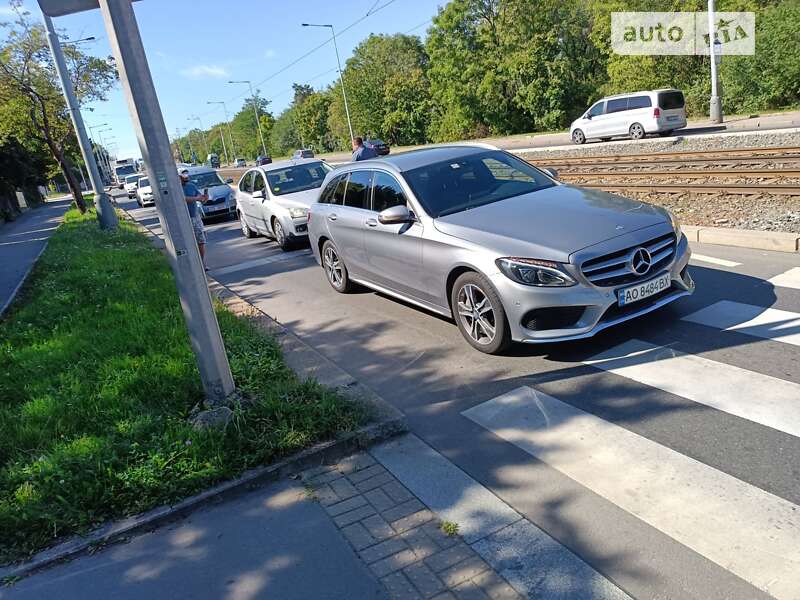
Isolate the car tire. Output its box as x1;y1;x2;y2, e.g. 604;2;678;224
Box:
450;271;511;355
273;219;292;251
239;211;257;238
629;122;645;140
321;240;353;293
571;129;586;145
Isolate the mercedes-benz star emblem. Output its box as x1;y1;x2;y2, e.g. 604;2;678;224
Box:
629;247;652;276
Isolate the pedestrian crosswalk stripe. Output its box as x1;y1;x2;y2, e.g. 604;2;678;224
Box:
463;387;800;600
682;300;800;347
768;266;800;290
583;339;800;438
690;253;742;267
209;251;312;276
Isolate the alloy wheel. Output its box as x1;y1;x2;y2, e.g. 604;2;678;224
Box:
630;123;644;140
274;220;285;246
323;246;343;288
572;129;585;144
456;283;496;345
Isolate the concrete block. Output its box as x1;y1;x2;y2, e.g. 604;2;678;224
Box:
698;227;799;252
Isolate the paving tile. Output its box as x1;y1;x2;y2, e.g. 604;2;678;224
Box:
325;494;368;517
399;526;439;560
470;570;522;599
364;487;396;512
424;544;474;573
381;571;423;600
355;471;395;493
430;593;457;600
340;522;376;551
452;579;491;600
370;549;420;578
330;477;359;500
305;469;343;486
422;522;460;549
440;556;490;588
392;509;435;534
383;480;414;503
348;463;388;484
360;537;410;564
333;504;376;527
403;561;446;598
361;514;397;541
335;453;376;475
383;498;425;522
313;484;341;507
300;464;335;480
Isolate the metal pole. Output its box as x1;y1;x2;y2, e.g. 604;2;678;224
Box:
79;165;88;191
330;26;354;145
248;82;268;157
219;128;228;164
191;116;209;160
98;0;235;405
708;0;722;123
43;13;118;229
208;101;237;164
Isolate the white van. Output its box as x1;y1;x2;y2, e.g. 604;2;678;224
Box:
570;89;687;144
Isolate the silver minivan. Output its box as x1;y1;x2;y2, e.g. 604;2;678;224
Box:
570;89;687;144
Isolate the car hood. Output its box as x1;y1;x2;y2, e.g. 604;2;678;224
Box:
432;184;667;263
206;184;232;200
272;188;320;209
139;186;152;194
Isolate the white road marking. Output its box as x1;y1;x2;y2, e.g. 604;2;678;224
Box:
210;251;312;277
463;387;800;600
371;434;630;599
769;266;800;290
583;339;800;438
690;253;741;267
682;300;800;347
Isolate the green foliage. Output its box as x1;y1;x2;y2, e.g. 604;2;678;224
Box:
0;211;364;562
269;108;302;157
294;92;334;152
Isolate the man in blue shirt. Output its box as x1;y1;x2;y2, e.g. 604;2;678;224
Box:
351;136;377;162
180;169;208;268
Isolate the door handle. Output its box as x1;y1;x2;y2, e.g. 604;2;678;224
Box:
365;218;378;227
328;214;338;221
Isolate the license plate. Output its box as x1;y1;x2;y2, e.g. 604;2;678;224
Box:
206;204;225;212
667;115;679;121
617;273;671;307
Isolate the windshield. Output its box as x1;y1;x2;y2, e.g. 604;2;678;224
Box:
115;165;136;177
265;162;332;196
403;150;556;218
125;175;139;184
138;178;150;188
188;172;226;188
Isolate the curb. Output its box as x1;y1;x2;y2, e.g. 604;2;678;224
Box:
0;242;48;319
682;225;800;253
1;209;407;583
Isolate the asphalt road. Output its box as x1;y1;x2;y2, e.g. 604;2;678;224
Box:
122;196;800;600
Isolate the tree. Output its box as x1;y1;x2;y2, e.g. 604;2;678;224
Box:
294;91;334;152
0;2;116;211
230;95;272;159
0;137;47;221
269;108;302;156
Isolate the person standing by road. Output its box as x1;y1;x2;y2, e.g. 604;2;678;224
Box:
351;136;378;162
179;169;208;269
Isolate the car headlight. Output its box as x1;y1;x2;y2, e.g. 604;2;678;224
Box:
289;207;308;219
496;257;576;287
668;211;681;236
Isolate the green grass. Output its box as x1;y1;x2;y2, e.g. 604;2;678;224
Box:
0;209;365;564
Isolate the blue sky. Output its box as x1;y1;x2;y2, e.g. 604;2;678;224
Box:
2;0;443;158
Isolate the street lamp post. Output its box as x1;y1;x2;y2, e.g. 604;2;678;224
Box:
228;80;267;157
88;122;109;183
708;0;723;123
42;15;117;229
207;100;237;164
301;23;354;145
37;0;236;405
188;115;208;162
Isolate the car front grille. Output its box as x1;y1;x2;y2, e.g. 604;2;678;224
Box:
580;232;676;287
203;197;226;206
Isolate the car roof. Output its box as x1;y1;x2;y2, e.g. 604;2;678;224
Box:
341;143;498;173
255;158;326;172
179;165;218;175
602;88;683;100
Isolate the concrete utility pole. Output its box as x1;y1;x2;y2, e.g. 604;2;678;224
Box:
89;0;235;404
218;128;229;164
43;14;118;229
708;0;723;123
228;80;267;157
207;100;237;163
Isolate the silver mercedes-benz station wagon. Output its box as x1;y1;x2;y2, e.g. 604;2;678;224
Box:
308;144;694;354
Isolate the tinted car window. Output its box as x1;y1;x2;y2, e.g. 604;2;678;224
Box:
253;172;265;194
344;171;373;209
606;98;628;113
138;178;149;188
239;171;254;193
658;91;685;109
588;102;604;117
324;175;348;205
628;95;652;109
404;150;555;218
319;176;340;204
265;162;332;196
372;172;407;212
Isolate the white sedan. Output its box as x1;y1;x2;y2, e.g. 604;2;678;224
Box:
135;175;155;207
236;159;332;250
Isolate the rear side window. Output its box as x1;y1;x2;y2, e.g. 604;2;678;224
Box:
331;175;348;205
606;98;628;113
239;171;254;193
628;95;652;109
319;175;343;204
344;171;373;209
658;91;685;110
372;172;407;212
588;102;604;117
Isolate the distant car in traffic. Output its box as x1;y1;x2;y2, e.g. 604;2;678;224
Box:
570;89;687;144
364;138;390;156
124;174;141;199
256;155;272;166
135;176;154;207
180;165;236;221
292;149;315;159
207;153;220;168
234;158;247;168
308;144;692;354
236;159;333;250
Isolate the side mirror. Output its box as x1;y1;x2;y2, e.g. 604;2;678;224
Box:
378;205;413;225
225;177;234;184
253;190;265;200
542;168;559;180
585;114;592;120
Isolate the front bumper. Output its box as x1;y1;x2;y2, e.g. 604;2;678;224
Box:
492;233;694;343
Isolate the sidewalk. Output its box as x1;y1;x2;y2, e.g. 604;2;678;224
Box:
0;197;72;316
